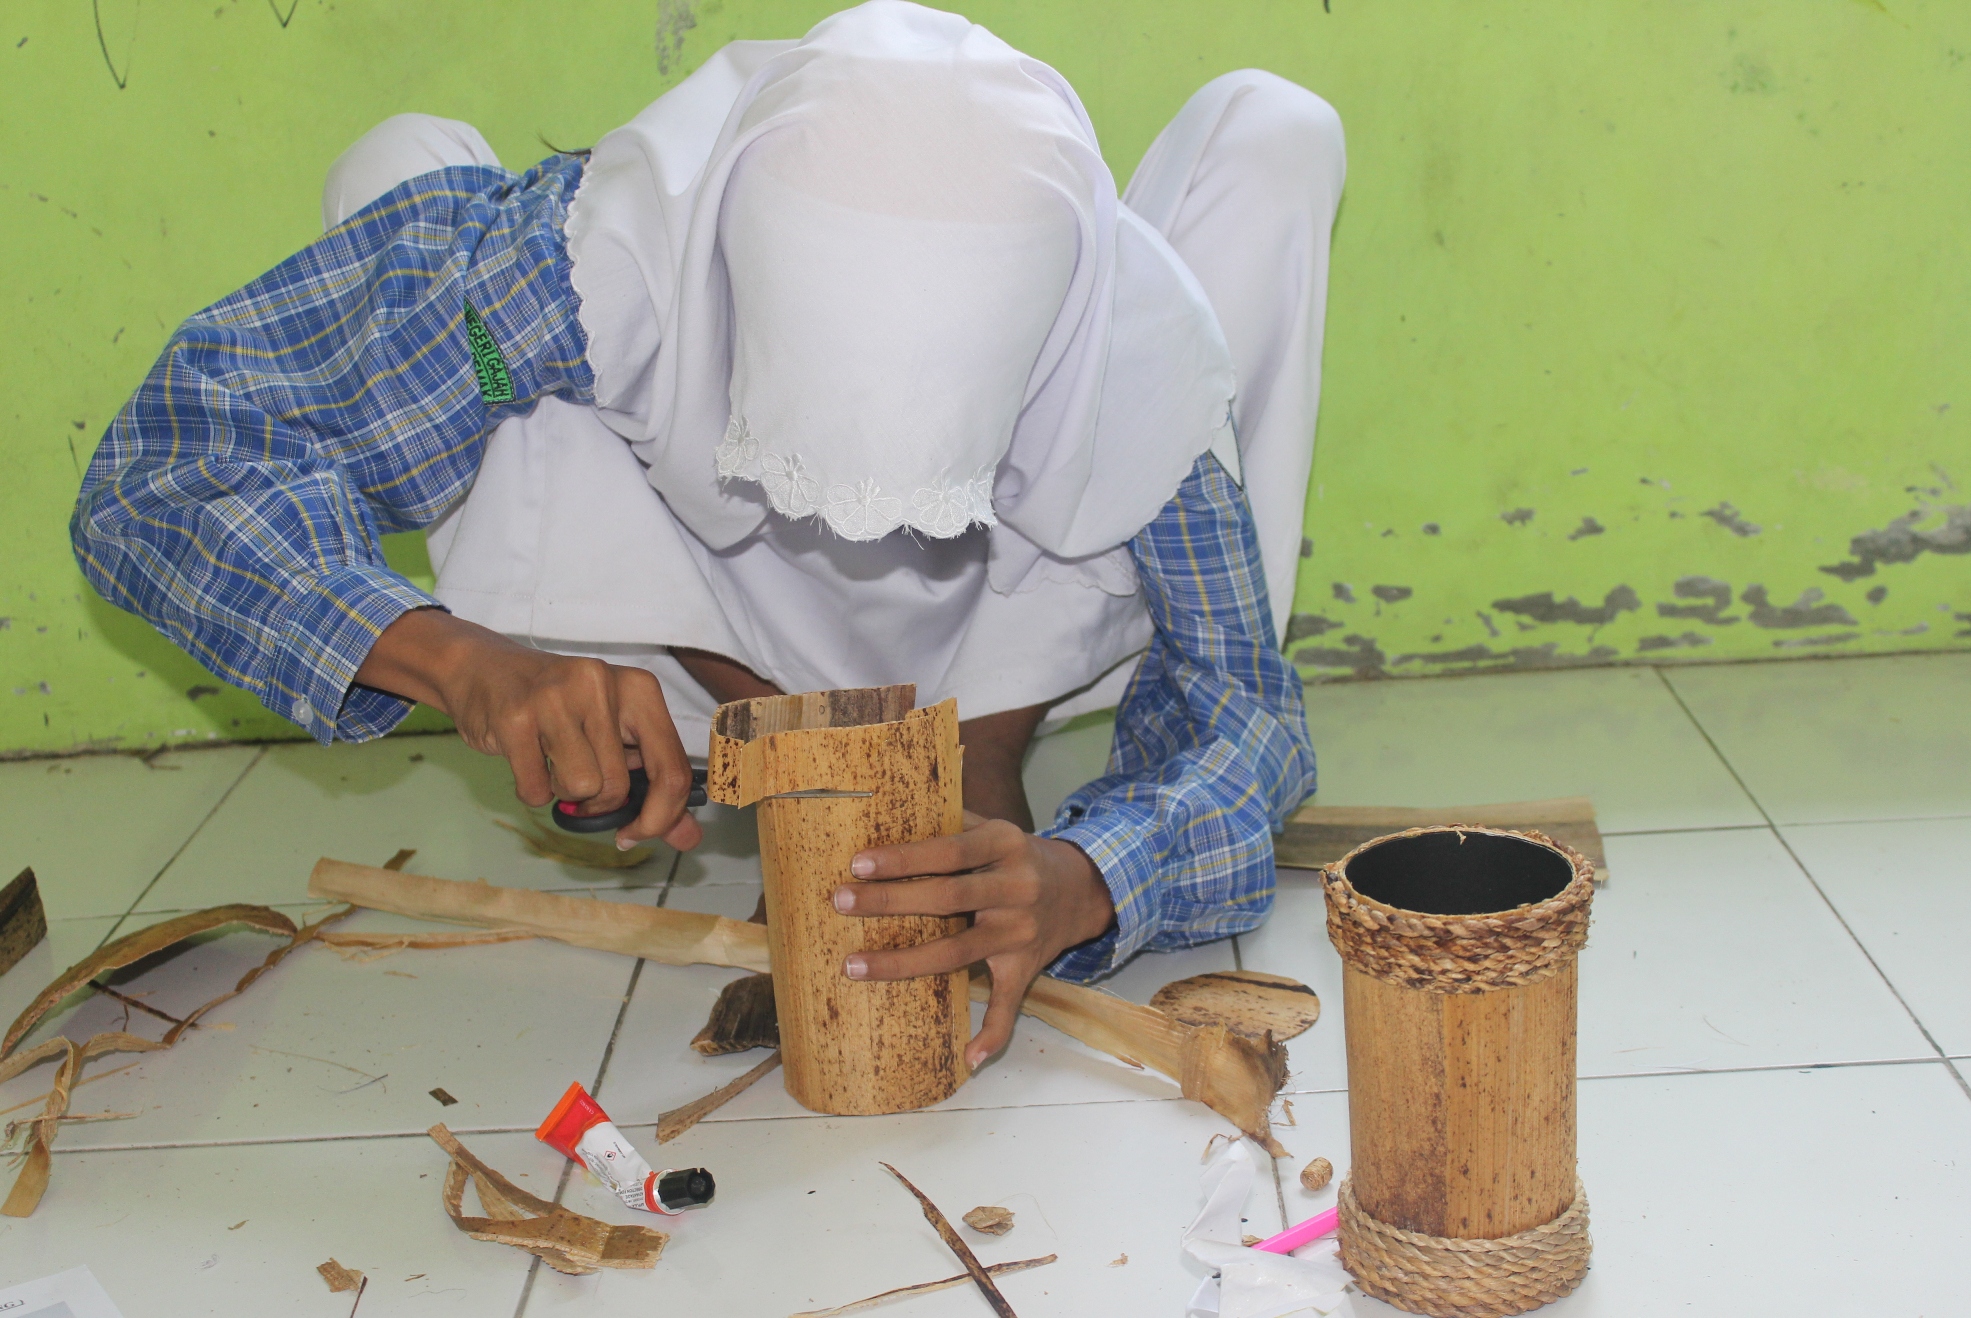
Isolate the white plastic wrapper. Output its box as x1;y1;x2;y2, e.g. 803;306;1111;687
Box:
1183;1139;1355;1318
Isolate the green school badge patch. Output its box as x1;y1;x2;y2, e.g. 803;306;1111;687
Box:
463;302;515;405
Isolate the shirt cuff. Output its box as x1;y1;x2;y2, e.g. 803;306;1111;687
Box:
1042;808;1166;982
263;564;443;744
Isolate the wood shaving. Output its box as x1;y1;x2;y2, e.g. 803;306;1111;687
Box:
1242;1234;1264;1247
790;1255;1056;1318
428;1124;666;1274
492;817;657;869
381;849;417;872
879;1163;1016;1318
962;1204;1015;1235
316;928;535;963
1109;1253;1129;1267
316;1258;364;1293
1282;1098;1297;1126
429;1087;458;1106
1299;1157;1334;1191
656;1050;781;1143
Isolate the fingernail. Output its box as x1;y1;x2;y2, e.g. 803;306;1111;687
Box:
850;855;875;877
844;955;868;979
833;887;855;913
966;1048;984;1069
616;836;637;852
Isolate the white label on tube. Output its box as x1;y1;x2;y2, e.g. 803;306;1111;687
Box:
572;1119;656;1211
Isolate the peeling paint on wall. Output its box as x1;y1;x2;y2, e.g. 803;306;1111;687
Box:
1701;503;1762;537
1741;585;1857;629
1492;586;1640;627
1820;502;1971;580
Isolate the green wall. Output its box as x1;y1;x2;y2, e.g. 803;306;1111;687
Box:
3;0;1966;755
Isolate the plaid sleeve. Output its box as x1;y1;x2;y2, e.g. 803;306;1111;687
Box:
1042;452;1317;981
71;158;595;744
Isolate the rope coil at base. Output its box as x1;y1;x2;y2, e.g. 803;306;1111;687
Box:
1321;826;1595;993
1337;1176;1592;1318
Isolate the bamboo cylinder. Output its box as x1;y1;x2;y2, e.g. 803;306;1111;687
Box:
706;686;969;1115
1322;826;1595;1318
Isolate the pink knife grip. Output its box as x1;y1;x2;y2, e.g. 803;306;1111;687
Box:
1250;1205;1340;1254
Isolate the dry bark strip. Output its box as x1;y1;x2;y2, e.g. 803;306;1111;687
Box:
316;928;537;962
0;868;47;977
1150;970;1321;1042
690;972;779;1054
309;860;771;971
879;1162;1017;1318
790;1255;1056;1318
3;903;297;1057
656;1049;782;1143
428;1124;666;1274
313;862;1288;1148
0;904;353;1215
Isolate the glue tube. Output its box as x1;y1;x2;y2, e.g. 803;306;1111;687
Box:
536;1081;715;1215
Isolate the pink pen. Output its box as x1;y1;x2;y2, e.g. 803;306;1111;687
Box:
1250;1206;1340;1254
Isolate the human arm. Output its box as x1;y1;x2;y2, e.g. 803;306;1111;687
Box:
833;451;1314;1061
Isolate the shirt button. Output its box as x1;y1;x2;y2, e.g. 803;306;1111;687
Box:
290;697;314;725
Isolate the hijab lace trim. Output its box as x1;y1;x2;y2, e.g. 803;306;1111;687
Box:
716;415;996;541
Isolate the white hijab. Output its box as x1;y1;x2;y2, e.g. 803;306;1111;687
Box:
567;0;1236;593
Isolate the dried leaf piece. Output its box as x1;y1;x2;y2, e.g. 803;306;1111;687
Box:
879;1163;1016;1318
0;868;48;978
691;972;779;1055
316;1259;364;1293
962;1205;1015;1235
1300;1157;1334;1191
657;1050;781;1143
309;859;770;971
3;903;296;1057
1276;797;1610;886
971;972;1289;1156
1150;971;1321;1042
493;817;658;869
790;1255;1056;1318
428;1124;666;1274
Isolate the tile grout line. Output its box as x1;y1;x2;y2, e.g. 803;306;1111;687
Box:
513;848;680;1318
1652;667;1971;1106
95;744;269;950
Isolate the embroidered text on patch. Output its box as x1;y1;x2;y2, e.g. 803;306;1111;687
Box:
463;302;515;405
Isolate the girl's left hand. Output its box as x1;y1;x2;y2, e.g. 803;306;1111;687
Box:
832;813;1116;1069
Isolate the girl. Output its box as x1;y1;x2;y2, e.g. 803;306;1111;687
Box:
73;1;1343;1067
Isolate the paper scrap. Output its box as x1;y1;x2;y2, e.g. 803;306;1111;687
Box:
0;1265;128;1317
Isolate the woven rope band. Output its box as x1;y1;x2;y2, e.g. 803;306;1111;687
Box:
1322;826;1594;993
1337;1176;1591;1318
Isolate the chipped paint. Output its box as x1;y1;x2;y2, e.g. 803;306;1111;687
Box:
1701;503;1762;536
1741;585;1857;629
1500;508;1536;526
1493;586;1640;627
1566;517;1605;540
1656;576;1736;624
1371;585;1413;603
1284;614;1344;643
1819;502;1971;580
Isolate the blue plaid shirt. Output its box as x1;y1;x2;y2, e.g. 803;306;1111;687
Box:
73;157;1316;982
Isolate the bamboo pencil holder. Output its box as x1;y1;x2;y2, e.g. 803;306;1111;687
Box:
1322;826;1595;1318
706;685;970;1116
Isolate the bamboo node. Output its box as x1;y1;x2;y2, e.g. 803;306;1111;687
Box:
1321;827;1594;994
1337;1176;1591;1318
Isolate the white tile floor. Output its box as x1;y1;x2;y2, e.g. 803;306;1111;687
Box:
1;652;1966;1316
